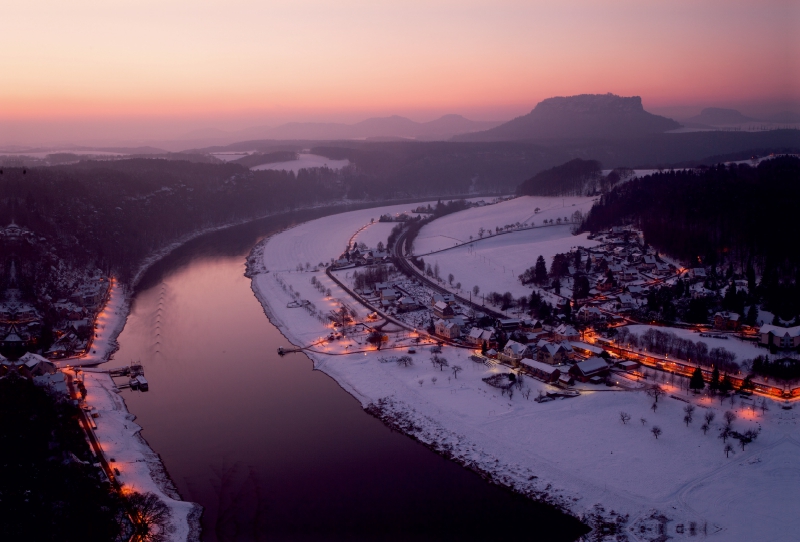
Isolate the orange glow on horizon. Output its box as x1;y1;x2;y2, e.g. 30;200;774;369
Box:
1;0;797;143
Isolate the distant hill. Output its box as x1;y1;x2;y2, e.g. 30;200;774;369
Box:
454;94;680;141
181;115;502;143
516;159;602;196
686;107;757;126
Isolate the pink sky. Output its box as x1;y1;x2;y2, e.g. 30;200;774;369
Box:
1;0;798;145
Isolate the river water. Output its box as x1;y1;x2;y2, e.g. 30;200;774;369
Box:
114;208;588;542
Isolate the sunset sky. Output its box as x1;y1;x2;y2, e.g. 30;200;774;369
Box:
2;0;798;145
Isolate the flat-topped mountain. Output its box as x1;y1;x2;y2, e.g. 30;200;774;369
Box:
454;93;681;141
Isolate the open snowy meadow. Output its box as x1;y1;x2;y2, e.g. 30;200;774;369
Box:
250;200;799;541
250;153;350;173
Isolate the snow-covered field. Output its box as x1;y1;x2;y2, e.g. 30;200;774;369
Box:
412;195;596;254
251;201;800;541
81;372;200;540
351;221;396;249
422;224;598;300
625;325;766;364
251;153;350;173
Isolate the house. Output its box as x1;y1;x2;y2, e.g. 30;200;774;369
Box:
690;268;707;280
569;357;610;382
497;340;533;365
433;301;455;320
380;289;399;302
521;319;543;332
536;340;571;365
497;318;522;331
397;297;418;311
553;324;579;342
520;358;561;383
576;306;604;323
617;294;634;309
557;373;575;387
467;327;494;347
616;360;640;372
431;293;456;306
759;325;800;349
434;319;461;340
713;311;740;331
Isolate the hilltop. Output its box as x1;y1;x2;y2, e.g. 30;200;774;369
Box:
454;94;681;141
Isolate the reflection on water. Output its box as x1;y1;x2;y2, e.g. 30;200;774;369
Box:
112;210;588;542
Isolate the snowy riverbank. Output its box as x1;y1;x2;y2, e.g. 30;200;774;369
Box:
250;201;799;542
80;372;201;541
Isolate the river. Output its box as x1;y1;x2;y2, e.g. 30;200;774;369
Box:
113;208;589;542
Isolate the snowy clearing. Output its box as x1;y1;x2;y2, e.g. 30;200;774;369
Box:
412;195;596;254
250;153;350;172
421;224;599;301
251;202;799;542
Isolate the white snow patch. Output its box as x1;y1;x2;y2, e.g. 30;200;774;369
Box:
251;153;349;173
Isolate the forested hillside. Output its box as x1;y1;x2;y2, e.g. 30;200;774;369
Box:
582;156;800;319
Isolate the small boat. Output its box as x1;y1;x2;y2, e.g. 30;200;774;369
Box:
129;377;139;390
135;376;149;391
277;346;285;356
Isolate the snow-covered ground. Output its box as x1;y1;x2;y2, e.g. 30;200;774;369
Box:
80;372;200;540
412;195;596;254
251;153;350;173
417;225;599;302
251;201;800;541
351;221;397;249
625;325;766;364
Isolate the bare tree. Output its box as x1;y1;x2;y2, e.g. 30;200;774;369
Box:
431;376;437;385
522;387;531;400
683;404;695;426
760;399;770;414
473;285;480;297
640;417;647;426
397;355;413;367
126;491;172;542
704;410;716;425
431;355;449;372
448;273;454;285
723;410;737;427
620;411;631;425
701;422;710;435
418;379;423;387
651;402;658;413
451;365;463;379
646;385;665;403
651;426;663;439
724;443;734;458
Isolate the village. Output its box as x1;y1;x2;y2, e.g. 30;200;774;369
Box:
315;206;800;403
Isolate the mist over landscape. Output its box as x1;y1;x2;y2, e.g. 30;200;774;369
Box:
1;1;799;541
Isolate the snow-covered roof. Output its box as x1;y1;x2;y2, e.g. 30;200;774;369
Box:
759;325;800;337
504;340;529;355
573;357;609;375
521;358;560;375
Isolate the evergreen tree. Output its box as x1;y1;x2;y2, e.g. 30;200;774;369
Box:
553;277;561;295
481;341;488;355
690;367;705;392
563;299;572;321
720;373;734;395
710;366;720;392
534;255;548;284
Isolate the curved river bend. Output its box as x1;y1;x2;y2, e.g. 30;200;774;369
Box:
114;208;588;542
